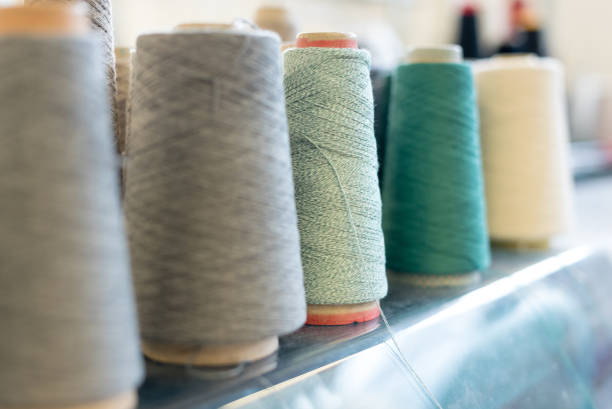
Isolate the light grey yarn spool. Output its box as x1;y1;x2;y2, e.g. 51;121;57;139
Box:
0;36;142;407
25;0;118;148
126;29;306;365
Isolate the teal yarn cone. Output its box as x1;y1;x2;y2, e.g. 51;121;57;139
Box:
284;47;388;304
382;61;490;275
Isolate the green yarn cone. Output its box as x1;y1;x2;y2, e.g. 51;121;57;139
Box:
383;63;490;275
284;47;388;304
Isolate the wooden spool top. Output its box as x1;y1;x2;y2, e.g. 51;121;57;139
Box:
0;4;89;35
142;336;279;367
255;5;290;17
255;5;291;23
404;45;462;63
296;32;357;49
254;5;296;41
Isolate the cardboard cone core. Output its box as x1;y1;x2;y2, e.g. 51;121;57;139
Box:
296;32;357;49
142;336;279;366
0;4;89;35
307;302;380;325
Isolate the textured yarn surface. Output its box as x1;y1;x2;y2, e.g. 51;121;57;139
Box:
26;0;118;144
115;47;131;155
126;31;305;345
0;36;143;407
371;67;391;187
383;63;490;275
475;56;573;241
284;47;388;305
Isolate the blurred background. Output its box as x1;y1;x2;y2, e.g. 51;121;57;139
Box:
108;0;612;152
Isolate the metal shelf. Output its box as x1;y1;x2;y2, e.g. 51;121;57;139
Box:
138;244;612;409
137;167;612;409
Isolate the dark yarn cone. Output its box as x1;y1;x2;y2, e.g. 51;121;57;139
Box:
371;68;391;188
524;29;546;56
458;7;480;59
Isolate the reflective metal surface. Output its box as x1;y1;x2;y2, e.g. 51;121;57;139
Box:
138;245;612;409
138;175;612;409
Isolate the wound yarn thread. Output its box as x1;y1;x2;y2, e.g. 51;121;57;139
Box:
284;47;388;305
26;0;118;147
122;49;137;192
0;36;142;407
115;47;132;155
371;67;391;187
383;62;490;275
126;30;306;346
474;55;573;241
